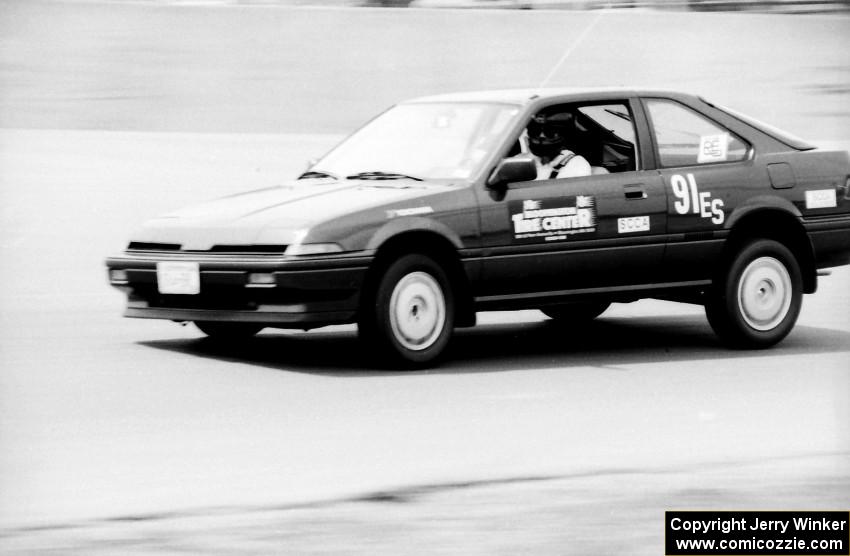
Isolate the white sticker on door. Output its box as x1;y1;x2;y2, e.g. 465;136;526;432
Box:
805;189;837;209
509;196;596;242
617;216;650;234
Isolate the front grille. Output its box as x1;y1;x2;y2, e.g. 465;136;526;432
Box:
207;245;287;254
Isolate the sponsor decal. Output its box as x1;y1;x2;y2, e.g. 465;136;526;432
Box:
510;196;596;242
670;173;725;224
697;133;729;164
617;216;650;234
386;206;434;218
805;189;837;209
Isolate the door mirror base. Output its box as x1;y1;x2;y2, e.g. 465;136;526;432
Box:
487;155;537;189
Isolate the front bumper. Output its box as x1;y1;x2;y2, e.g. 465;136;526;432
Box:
105;252;372;328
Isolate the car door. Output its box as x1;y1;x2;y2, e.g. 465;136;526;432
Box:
642;97;754;282
476;99;668;299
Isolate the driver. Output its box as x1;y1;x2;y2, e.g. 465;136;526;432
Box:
526;112;591;180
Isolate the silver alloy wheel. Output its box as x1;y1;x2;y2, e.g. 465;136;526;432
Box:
388;271;446;351
736;256;792;331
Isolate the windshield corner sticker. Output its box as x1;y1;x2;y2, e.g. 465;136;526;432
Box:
510;196;596;242
386;206;434;218
670;173;725;224
618;216;650;234
805;189;837;209
697;133;729;164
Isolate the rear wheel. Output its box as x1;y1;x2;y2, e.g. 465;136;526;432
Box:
705;239;802;348
542;301;610;322
359;254;454;368
195;321;263;340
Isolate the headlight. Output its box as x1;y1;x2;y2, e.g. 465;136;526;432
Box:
284;243;344;256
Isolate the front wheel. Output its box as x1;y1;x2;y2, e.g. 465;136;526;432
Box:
705;239;802;348
359;254;455;368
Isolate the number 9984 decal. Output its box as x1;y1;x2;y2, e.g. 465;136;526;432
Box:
670;173;725;225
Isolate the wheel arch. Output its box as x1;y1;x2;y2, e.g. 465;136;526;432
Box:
362;225;475;327
723;205;816;293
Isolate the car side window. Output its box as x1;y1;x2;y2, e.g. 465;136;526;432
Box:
518;101;640;180
575;103;639;173
645;99;750;167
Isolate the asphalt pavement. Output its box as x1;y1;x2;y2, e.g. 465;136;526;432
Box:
0;130;847;555
0;2;849;553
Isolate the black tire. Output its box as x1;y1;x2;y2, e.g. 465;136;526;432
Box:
542;301;610;322
358;254;455;368
705;239;802;349
195;321;263;340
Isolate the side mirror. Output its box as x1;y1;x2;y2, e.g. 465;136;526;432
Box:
487;155;537;189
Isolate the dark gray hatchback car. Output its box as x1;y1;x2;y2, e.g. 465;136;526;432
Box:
107;88;850;367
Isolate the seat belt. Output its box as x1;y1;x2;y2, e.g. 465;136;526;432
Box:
549;151;577;179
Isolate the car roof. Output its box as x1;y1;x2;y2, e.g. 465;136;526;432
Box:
403;87;696;105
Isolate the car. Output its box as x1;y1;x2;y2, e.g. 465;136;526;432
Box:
106;88;850;367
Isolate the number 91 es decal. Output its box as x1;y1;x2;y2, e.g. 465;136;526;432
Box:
670;173;725;225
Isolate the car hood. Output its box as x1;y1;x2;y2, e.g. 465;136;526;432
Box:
132;179;457;248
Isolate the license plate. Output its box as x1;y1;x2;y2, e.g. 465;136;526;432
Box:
156;262;200;295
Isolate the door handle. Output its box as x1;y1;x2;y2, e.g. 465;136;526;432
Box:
624;184;646;200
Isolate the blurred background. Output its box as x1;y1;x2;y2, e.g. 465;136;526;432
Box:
1;1;848;554
2;0;849;138
36;0;850;11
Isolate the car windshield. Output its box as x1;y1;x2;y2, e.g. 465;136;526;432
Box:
307;102;521;181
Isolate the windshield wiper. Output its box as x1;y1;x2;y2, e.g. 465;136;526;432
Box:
298;169;339;180
346;171;423;182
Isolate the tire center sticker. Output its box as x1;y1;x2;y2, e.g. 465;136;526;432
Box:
510;196;596;242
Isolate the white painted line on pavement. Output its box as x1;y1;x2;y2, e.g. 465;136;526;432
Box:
537;7;608;89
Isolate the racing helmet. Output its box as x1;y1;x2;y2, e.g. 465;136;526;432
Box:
527;112;572;159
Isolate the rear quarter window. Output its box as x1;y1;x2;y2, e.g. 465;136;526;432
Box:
646;99;750;168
